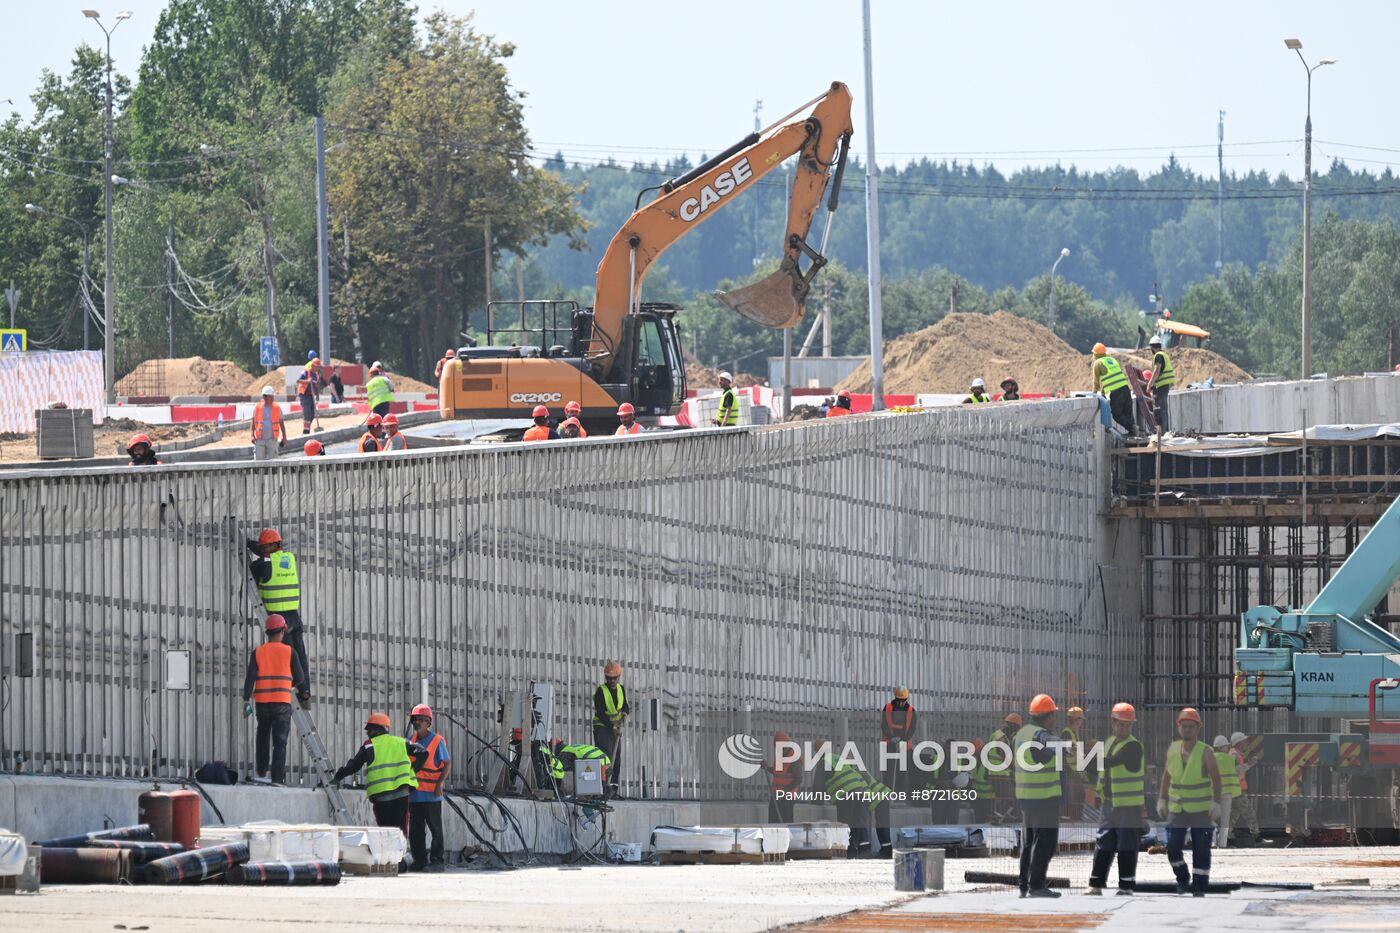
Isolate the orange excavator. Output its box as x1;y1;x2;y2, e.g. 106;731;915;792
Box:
439;81;854;425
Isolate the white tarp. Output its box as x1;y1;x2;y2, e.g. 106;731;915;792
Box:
1268;422;1400;443
651;825;791;855
0;350;105;433
0;830;27;876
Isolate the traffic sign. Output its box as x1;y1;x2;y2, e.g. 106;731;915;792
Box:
0;328;26;352
259;336;280;367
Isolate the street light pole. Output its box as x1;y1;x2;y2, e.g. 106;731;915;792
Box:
84;9;130;402
1048;247;1070;332
24;203;93;348
861;0;886;410
1284;38;1335;380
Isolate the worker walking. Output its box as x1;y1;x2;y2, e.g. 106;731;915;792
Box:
1148;335;1174;432
1212;735;1240;847
297;352;320;435
240;614;307;786
1229;731;1259;841
962;378;991;404
1085;702;1144;895
126;434;160;466
1061;706;1086;820
615;402;642;436
407;704;451;872
247;528;312;697
1158;707;1223;896
333;712;428;863
826;389;853;417
593;661;630;797
764;731;801;823
522;405;558;442
359;413;385;453
1092;343;1136;436
251;385;286;461
382;414;407;451
712;372;738;426
880;686;917;796
1014;694;1064;898
366;362;395;417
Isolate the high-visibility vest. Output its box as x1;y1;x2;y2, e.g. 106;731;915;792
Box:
1234;749;1248;791
541;747;565;781
252;642;293;705
414;733;446;794
883;702;915;740
1060;726;1079;746
1153;350;1176;388
359;432;383;453
823;760;892;813
593;684;626;728
384;432;407;451
1097;356;1129;394
1215;750;1241;798
1101;734;1146;809
252;400;283;439
716;387;738;426
616;423;642;436
963;393;991;404
559;743;610;765
826;405;851;417
366;375;394;410
1013;723;1062;801
772;759;802;792
985;729;1014;775
365;734;418;799
522;425;552;442
256;550;300;613
969;760;995;799
296;369;315;397
1166;740;1213;814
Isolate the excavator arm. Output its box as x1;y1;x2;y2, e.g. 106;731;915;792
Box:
587;81;854;378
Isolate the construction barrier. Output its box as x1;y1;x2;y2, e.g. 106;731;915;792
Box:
1285;741;1321;797
0;350;105;433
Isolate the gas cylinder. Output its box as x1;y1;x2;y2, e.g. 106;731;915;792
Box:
137;784;173;842
169;785;201;850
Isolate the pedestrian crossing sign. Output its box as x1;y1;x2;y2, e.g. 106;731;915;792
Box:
0;328;26;352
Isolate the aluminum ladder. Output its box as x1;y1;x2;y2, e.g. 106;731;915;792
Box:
292;705;351;825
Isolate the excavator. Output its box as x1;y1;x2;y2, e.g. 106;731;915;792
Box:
439;81;854;425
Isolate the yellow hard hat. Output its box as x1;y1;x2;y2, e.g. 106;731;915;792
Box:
1067;706;1084;718
1092;343;1107;357
893;685;910;700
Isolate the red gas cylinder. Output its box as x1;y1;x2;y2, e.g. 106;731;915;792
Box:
137;784;173;842
169;786;201;850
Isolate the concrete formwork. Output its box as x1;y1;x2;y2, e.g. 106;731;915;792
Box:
0;398;1138;797
1170;372;1400;435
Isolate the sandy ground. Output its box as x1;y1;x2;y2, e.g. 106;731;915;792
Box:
11;847;1399;933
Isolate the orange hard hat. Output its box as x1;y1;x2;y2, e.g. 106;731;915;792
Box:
1177;707;1202;724
1029;694;1058;715
127;434;152;449
366;413;383;427
837;390;851;399
445;348;456;358
774;730;791;744
971;737;986;751
603;660;622;678
366;712;391;729
258;528;282;546
564;400;582;415
264;614;287;633
383;414;399;427
617;402;635;416
1004;713;1023;727
532;404;549;419
1110;702;1137;723
561;417;581;430
410;704;433;721
304;439;324;456
1092;343;1107;357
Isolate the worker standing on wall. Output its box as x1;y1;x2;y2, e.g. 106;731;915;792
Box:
366;362;395;417
1148;335;1175;432
359;413;385;453
1060;706;1086;820
880;686;917;796
1015;694;1064;898
615;402;642;436
1085;702;1144;895
1229;732;1259;841
593;661;630;798
1212;735;1240;847
382;414;407;451
764;731;801;823
240;613;307;786
251;385;286;461
1092;343;1137;436
712;372;738;426
247;528;312;698
333;712;427;866
962;378;991;404
407;704;450;872
1158;707;1223;896
523;405;558;442
826;389;853;417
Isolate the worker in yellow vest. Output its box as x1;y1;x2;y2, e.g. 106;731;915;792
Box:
1015;694;1065;898
1085;702;1145;895
1211;735;1241;847
593;661;630;798
712;372;739;426
1157;708;1223;896
246;528;312;699
366;362;395;416
1147;335;1175;432
333;711;429;867
1092;343;1136;436
1060;706;1086;819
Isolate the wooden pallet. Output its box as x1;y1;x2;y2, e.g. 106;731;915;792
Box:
787;848;848;860
658;850;786;866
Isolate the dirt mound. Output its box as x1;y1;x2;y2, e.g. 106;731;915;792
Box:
115;357;257;397
685;362;762;388
245;358;435;394
1121;347;1250;386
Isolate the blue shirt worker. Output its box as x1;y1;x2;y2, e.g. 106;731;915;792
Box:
407;704;451;872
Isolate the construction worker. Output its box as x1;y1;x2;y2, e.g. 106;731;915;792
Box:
615;402;642;436
126;434;160;466
382;414;407;451
433;348;457;381
826;389;853;417
593;661;629;797
1060;706;1086;820
880;686;917;796
251;385;286;461
365;362;395;417
1092;343;1136;436
304;439;325;457
1212;735;1240;847
333;712;428;859
407;704;450;872
358;413;385;453
987;713;1022;820
1085;702;1145;896
1015;694;1064;898
1000;378;1021;401
712;372;738;426
821;748;894;857
563;401;589;436
1158;707;1223;896
247;528;312;697
1229;731;1259;841
1148;335;1175;432
763;731;801;822
962;378;991;404
967;737;995;822
296;352;319;435
559;417;583;439
240;613;307;786
522;405;557;442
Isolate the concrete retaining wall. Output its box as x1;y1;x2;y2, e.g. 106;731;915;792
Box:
1170;372;1400;435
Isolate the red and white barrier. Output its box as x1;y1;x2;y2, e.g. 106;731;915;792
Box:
0;350;105;433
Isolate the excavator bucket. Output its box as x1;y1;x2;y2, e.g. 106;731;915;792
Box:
714;267;808;329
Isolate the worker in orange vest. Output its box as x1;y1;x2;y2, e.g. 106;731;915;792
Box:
241;614;307;785
407;704;451;872
251;385;286;461
296;354;320;435
382;413;407;451
563;401;589;437
615;402;642;435
522;405;557;442
433;348;457;381
826;390;853;417
359;413;385;453
763;730;802;822
880;686;917;795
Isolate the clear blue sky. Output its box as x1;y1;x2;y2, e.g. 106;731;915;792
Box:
4;1;1395;178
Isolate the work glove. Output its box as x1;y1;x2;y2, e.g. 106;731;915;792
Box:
1210;802;1222;822
243;702;254;718
1156;799;1168;820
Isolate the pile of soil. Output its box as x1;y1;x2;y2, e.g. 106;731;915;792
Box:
685;362;762;388
245;358;435;395
115;357;257;397
838;311;1251;394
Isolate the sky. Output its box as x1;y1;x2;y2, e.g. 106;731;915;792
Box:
3;1;1397;179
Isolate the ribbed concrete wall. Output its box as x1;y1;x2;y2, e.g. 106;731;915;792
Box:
0;399;1136;798
1170;372;1400;435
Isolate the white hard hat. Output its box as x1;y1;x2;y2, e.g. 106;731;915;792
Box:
1213;735;1229;748
718;371;732;381
971;377;985;388
1149;335;1163;347
371;360;383;370
1230;731;1247;745
261;385;275;396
